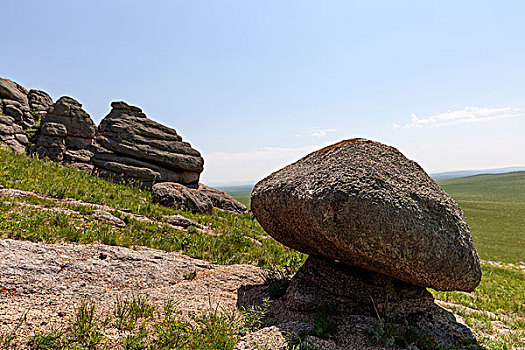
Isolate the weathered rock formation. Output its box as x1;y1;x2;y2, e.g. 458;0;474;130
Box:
197;184;247;214
152;182;213;214
0;78;52;153
93;101;203;187
250;138;482;348
36;96;97;171
152;182;247;214
0;77;246;215
251;138;481;292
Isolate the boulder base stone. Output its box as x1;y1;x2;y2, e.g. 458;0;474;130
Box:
285;256;434;317
152;182;212;214
251;138;481;292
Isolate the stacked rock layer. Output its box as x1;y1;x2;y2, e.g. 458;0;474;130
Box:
0;78;53;153
36;96;97;171
93;101;203;187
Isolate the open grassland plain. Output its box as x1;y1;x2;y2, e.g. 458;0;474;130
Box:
439;172;525;264
0;145;523;349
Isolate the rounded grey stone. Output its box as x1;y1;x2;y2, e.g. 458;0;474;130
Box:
251;138;482;292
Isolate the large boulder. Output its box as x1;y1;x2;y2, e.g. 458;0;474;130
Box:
251;138;481;292
152;182;213;214
197;184;247;214
96;101;203;182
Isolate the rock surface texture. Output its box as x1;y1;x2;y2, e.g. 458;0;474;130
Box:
251;138;481;292
197;183;247;213
152;182;213;214
36;96;97;171
0;78;49;153
94;101;203;187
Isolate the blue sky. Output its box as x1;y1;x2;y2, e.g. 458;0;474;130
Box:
2;1;524;184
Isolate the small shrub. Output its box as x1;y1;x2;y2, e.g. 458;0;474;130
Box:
67;298;103;347
183;269;197;280
308;304;338;340
239;298;270;333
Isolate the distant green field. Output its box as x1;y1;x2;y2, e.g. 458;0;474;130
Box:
439;172;525;264
228;172;525;263
220;185;253;209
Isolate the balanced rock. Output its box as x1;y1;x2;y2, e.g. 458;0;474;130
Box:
197;184;247;214
251;138;481;292
94;101;203;186
152;182;213;214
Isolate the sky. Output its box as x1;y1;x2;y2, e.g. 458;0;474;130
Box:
2;0;524;184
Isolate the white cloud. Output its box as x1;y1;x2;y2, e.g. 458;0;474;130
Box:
393;107;524;129
201;144;326;184
296;127;337;138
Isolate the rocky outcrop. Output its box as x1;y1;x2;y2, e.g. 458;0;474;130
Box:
251;138;481;292
93;101;203;187
35;96;97;171
0;78;46;153
0;77;240;215
152;182;213;214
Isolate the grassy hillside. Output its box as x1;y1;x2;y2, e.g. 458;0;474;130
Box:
0;145;523;349
439;172;525;264
0;145;305;271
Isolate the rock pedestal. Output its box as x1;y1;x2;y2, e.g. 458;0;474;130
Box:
250;138;483;348
285;256;434;317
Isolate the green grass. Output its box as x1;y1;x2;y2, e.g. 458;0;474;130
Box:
7;296;245;350
431;262;525;349
439;172;525;264
0;145;305;271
